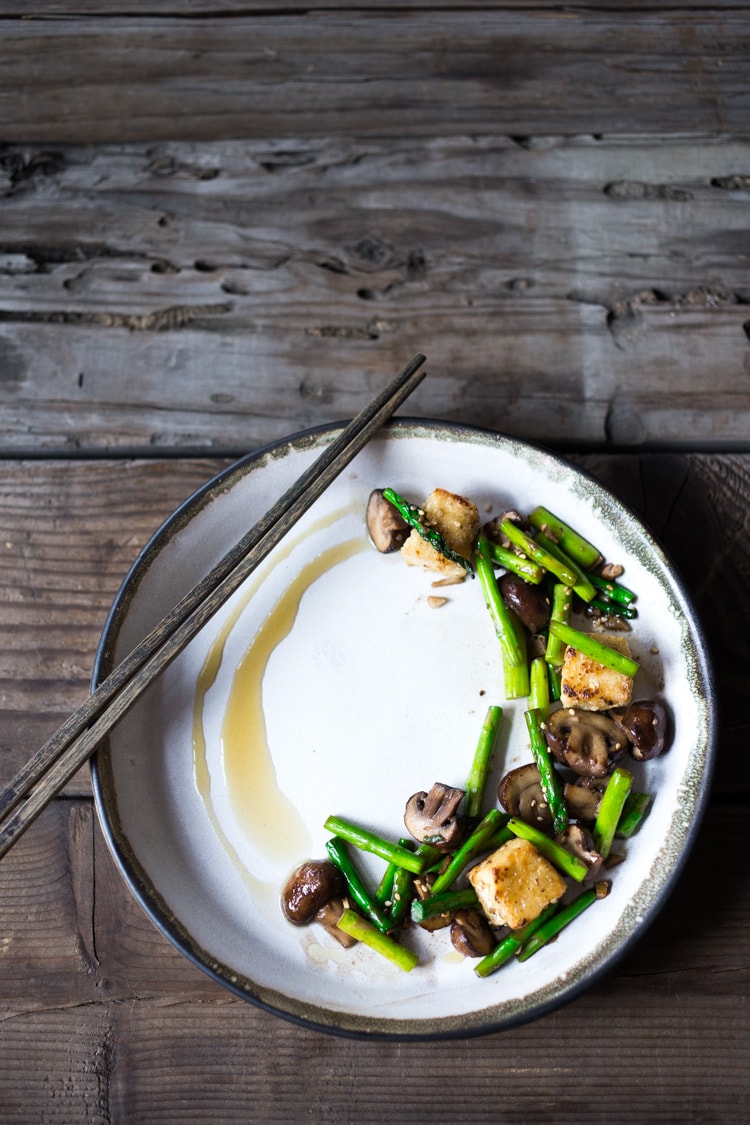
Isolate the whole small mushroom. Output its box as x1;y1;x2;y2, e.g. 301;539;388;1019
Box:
404;781;466;851
544;707;628;777
281;859;345;926
366;488;410;553
614;699;670;761
563;777;608;822
556;824;604;879
499;573;551;634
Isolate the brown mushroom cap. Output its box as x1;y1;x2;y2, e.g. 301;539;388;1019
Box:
498;763;554;833
281;859;345;925
544;707;628;777
314;897;358;948
450;909;495;957
563;777;608;822
614;699;670;761
366;488;410;553
499;573;551;634
404;781;466;851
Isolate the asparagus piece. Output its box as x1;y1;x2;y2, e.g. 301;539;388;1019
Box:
516;887;598;961
388;840;418;927
593;767;633;858
534;530;596;604
588;571;636;606
381;487;473;576
464;705;503;818
336;908;419;972
529;656;551;718
589;597;638;621
547;621;640;678
474;903;559;977
476;537;526;668
324;815;427;874
527;507;602;570
410;886;479;924
325;837;391;933
487;540;545;585
430;809;509;896
616;791;651;838
499;519;578;587
507;817;588;882
502;609;530;699
525;707;568;835
375;862;396;905
545;583;573;666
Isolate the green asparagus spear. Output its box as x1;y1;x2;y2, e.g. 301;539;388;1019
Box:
430;809;509;896
593;767;633;858
499;519;578;587
382;487;473;576
476;536;526;668
588;571;636;606
529;656;551;717
325;837;391;933
507;817;588;882
388;840;418;927
410;887;479;924
545;583;573;666
525;707;568;835
527;507;602;570
616;791;651;838
474;903;559;977
464;705;503;819
534;530;596;603
547;621;640;678
516;887;598;961
324;815;427;874
336;908;419;972
589;597;638;621
487;540;545;584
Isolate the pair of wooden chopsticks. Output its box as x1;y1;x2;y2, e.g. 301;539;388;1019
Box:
0;354;427;860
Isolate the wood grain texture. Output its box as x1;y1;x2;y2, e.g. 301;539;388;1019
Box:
2;8;749;143
2;137;750;455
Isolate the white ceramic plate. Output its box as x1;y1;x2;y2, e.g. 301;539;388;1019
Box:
92;421;715;1038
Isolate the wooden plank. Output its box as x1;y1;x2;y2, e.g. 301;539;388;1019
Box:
1;10;749;143
1;137;749;454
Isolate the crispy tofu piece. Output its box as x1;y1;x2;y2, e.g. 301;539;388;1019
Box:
560;634;634;711
468;838;566;930
400;487;479;580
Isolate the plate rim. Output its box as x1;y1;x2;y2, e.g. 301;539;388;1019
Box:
91;418;718;1040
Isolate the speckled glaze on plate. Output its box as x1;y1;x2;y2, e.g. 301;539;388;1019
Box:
91;421;715;1039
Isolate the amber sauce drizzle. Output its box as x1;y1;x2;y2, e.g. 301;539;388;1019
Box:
192;504;366;883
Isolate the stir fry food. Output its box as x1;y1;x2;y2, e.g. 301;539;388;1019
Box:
281;486;671;976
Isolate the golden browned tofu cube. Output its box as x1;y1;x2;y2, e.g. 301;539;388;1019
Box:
400;488;479;580
560;635;634;711
467;838;566;930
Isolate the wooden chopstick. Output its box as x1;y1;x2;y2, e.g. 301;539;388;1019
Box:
0;354;427;859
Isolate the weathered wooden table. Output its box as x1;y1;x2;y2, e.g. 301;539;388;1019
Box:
1;4;749;1122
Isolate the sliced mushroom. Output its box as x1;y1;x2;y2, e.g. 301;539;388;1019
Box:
613;699;670;761
544;708;627;777
281;859;345;925
556;824;604;879
499;573;551;634
366;488;410;553
563;777;607;822
413;871;452;930
498;763;554;833
314;897;358;948
450;909;495;957
404;782;466;851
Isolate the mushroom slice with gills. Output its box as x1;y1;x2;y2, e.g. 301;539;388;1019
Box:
497;763;554;833
499;573;551;634
544;708;628;778
613;699;670;761
404;781;466;851
281;859;345;925
450;909;495;958
556;824;604;879
365;488;410;553
413;871;452;931
563;777;608;823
